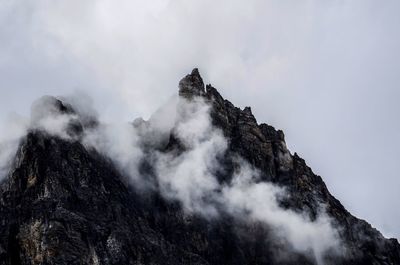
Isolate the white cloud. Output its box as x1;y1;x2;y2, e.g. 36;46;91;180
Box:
221;163;339;263
155;97;227;215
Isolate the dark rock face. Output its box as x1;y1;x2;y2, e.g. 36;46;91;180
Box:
179;68;206;99
0;69;399;264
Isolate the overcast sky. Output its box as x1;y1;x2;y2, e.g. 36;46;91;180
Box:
0;0;399;239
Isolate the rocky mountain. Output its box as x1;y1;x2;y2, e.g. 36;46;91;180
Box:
0;69;399;265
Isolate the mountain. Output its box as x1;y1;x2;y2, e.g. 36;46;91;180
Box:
0;69;399;265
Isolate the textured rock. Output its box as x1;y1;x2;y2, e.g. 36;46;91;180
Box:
0;69;399;265
179;68;206;99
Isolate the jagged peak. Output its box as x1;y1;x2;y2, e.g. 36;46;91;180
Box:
29;96;87;140
190;67;200;76
178;68;206;98
243;106;252;115
30;96;75;122
30;95;98;138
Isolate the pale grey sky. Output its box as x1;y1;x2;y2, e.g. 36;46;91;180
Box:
0;1;399;238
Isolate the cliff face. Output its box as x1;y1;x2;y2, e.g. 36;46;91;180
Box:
0;69;399;265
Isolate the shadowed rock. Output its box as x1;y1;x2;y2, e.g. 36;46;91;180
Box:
179;68;206;99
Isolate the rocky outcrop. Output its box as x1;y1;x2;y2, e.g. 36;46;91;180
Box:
0;69;399;265
179;68;206;99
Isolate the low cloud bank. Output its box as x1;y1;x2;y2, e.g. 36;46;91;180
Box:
0;93;341;264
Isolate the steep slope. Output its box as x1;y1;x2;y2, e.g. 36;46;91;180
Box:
182;69;400;264
0;69;398;265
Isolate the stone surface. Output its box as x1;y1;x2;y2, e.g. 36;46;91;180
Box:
0;69;399;264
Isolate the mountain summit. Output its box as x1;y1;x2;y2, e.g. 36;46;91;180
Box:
0;69;399;265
